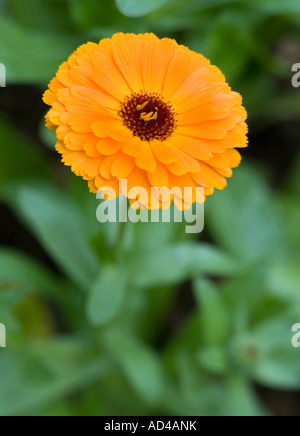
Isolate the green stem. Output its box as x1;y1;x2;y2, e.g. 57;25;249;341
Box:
115;196;130;261
116;220;127;257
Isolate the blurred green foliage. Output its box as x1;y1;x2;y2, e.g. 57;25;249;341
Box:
0;0;300;416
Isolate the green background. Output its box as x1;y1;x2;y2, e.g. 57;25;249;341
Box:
0;0;300;416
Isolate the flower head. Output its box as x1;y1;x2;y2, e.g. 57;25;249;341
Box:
43;33;248;209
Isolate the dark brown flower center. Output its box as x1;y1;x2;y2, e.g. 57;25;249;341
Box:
120;93;176;142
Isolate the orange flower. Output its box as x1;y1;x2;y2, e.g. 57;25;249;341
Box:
43;33;248;209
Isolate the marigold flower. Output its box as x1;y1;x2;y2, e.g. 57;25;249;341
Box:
43;33;248;210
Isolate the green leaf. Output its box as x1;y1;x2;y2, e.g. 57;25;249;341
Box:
90;233;115;264
71;0;123;29
103;330;164;404
16;184;99;289
0;18;80;83
204;14;253;83
133;215;188;253
247;0;300;14
222;264;268;319
179;0;242;11
229;317;300;390
0;0;7;14
194;279;230;344
0;248;59;297
131;243;238;288
279;195;300;263
206;165;288;262
115;0;170;17
225;377;268;416
87;265;127;326
197;345;229;376
9;0;73;32
0;339;107;416
267;262;300;303
251;319;300;389
0;117;49;188
254;359;300;390
166;351;225;416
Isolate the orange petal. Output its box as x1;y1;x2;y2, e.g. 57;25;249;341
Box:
151;140;177;164
122;136;142;157
68;117;95;133
82;156;103;178
100;154;119;179
148;162;169;187
92;51;131;100
170;134;213;160
43;89;57;106
111;153;135;178
84;137;101;157
178;103;232;126
112;36;144;93
174;83;228;114
70;85;120;111
162;49;191;101
64;132;91;151
92;119;131;142
136;142;156;173
192;162;227;190
176;117;238;140
142;39;175;94
96;138;123;155
206;149;241;169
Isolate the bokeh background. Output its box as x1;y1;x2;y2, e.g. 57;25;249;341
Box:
0;0;300;416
